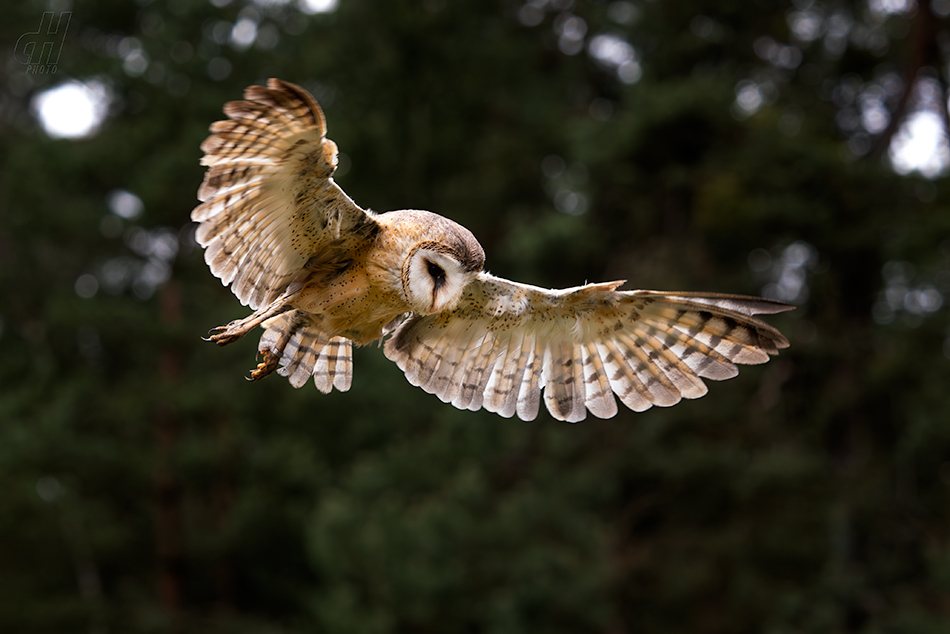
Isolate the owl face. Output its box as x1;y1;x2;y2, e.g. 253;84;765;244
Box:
403;244;478;314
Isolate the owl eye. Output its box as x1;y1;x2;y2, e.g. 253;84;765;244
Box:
426;260;446;290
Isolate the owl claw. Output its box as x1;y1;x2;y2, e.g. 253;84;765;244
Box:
248;348;280;381
205;324;245;346
205;302;294;347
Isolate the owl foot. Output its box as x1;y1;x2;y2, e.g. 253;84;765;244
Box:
248;348;280;382
204;323;246;346
204;302;296;346
247;312;300;381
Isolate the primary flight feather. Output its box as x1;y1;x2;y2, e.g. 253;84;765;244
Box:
192;79;792;422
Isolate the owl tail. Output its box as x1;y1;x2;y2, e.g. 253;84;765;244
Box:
252;309;353;393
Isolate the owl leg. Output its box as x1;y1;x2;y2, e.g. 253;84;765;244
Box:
205;295;296;346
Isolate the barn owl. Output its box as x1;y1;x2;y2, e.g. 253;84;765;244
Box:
192;79;792;422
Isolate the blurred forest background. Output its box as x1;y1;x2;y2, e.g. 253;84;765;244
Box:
3;0;950;632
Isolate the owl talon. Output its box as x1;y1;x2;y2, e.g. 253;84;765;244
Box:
202;326;224;343
210;332;240;346
249;348;280;381
206;303;295;347
205;323;246;346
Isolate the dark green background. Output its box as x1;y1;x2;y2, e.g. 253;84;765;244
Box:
3;0;950;632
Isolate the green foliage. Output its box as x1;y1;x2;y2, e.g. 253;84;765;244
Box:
2;0;950;632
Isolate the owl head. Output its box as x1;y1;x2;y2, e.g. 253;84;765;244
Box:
399;212;485;314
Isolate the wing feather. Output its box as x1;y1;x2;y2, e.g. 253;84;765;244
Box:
630;327;709;399
582;343;618;419
597;340;653;412
285;333;321;389
484;330;528;418
454;332;498;411
482;333;515;415
515;332;544;421
613;331;681;407
542;341;575;422
432;328;482;404
642;318;738;380
569;343;588;422
385;273;792;422
400;322;444;389
313;337;353;393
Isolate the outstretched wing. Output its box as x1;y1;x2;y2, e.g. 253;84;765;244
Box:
384;274;792;422
192;78;377;309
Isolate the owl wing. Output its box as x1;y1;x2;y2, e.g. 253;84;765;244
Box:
192;78;376;310
384;273;793;422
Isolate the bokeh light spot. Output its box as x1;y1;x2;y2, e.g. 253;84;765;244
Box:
33;80;111;139
75;274;99;299
299;0;339;14
890;110;950;179
107;189;144;220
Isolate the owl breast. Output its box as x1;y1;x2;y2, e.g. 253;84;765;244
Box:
294;255;408;345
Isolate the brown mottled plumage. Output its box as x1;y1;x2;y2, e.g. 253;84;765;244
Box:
192;79;793;421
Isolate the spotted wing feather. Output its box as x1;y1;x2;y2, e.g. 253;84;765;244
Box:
385;274;792;422
192;78;376;309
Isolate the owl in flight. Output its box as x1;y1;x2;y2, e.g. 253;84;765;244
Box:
193;79;792;422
